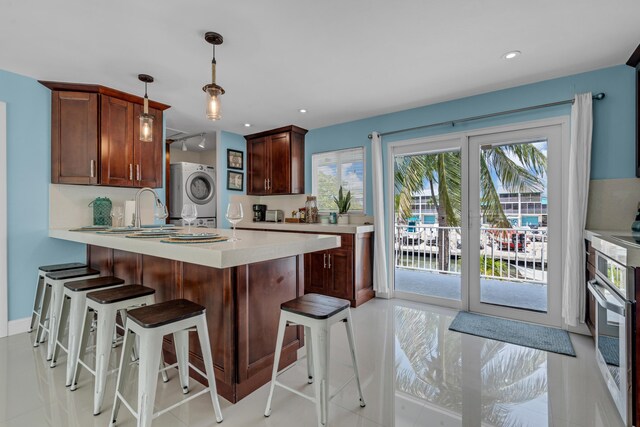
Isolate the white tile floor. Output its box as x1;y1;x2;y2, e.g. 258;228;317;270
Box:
0;298;626;427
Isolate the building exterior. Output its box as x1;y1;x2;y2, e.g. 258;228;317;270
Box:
410;192;547;227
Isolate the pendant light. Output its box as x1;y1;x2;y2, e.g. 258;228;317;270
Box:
203;32;225;121
138;74;155;142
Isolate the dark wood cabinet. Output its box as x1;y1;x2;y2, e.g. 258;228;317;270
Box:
41;81;169;188
50;91;99;185
304;232;374;307
87;245;304;403
246;125;307;196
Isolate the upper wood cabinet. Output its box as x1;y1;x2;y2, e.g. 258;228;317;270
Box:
245;125;307;195
41;81;170;188
627;44;640;177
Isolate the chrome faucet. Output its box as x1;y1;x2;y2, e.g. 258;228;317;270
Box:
134;187;164;228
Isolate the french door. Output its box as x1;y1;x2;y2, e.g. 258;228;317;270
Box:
391;119;565;327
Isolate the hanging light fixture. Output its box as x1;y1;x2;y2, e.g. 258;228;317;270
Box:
203;31;225;121
138;74;155;142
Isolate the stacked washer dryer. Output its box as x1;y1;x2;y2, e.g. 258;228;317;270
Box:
169;162;217;228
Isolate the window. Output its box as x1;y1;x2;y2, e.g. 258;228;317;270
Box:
312;147;365;212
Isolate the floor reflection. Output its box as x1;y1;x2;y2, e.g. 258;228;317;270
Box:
394;305;553;427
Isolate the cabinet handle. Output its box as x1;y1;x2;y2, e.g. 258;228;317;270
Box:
323;253;327;268
136;164;141;181
267;178;271;190
264;179;267;191
90;160;95;178
129;164;133;181
328;254;331;269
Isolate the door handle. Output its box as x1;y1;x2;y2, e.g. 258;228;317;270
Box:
587;279;626;316
90;160;95;178
136;164;141;181
323;253;327;268
129;164;133;181
328;254;331;269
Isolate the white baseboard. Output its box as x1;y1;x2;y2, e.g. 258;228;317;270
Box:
7;317;30;336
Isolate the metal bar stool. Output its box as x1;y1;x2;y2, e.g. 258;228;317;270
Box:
71;284;163;415
264;293;366;427
110;299;223;427
50;276;124;387
37;267;100;360
30;262;87;342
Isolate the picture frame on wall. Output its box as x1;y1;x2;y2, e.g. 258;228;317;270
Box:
227;149;244;170
227;170;244;191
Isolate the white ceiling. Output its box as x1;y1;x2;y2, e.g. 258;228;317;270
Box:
1;1;639;136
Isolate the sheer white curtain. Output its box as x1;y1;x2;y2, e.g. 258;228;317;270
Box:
370;132;390;297
562;93;593;327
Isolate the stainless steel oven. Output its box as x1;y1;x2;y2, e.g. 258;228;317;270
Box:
588;237;635;426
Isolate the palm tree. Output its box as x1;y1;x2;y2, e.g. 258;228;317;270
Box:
395;143;546;271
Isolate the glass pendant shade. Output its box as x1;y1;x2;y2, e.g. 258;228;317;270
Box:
139;113;154;142
205;85;223;121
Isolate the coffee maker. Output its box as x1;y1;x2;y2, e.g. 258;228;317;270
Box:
253;204;267;222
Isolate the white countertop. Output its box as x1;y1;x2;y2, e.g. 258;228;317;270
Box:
238;221;374;234
49;227;340;269
584;229;640;267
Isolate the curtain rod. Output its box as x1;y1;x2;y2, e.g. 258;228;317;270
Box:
368;92;605;139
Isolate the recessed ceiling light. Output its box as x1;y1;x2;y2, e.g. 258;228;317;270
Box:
299;109;307;114
502;50;521;60
244;123;252;127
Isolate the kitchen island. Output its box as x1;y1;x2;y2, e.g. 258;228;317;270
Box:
49;227;340;403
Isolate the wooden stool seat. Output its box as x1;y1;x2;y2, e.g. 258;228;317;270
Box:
281;293;350;320
64;276;124;292
127;299;205;329
87;284;155;305
46;267;100;281
38;262;87;273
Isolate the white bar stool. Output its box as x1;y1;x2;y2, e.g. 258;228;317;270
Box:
37;267;100;360
110;299;223;427
264;293;366;427
50;276;124;388
30;262;87;341
71;284;160;415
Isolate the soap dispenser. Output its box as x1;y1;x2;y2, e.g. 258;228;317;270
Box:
632;202;640;232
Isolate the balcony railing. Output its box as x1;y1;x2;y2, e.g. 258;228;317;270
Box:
394;223;547;284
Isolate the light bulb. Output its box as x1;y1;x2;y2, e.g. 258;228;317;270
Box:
139;114;154;142
205;86;222;120
182;141;187;152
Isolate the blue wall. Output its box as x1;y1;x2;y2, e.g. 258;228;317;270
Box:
0;70;85;321
216;131;246;228
305;65;636;215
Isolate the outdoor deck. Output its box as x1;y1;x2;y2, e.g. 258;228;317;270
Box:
394;268;547;312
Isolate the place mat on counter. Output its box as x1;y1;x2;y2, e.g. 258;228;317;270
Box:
69;226;110;232
96;229;142;234
160;236;229;244
126;233;176;239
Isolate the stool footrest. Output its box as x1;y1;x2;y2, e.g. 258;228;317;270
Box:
273;381;316;403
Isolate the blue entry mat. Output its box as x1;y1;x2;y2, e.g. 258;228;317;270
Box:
448;311;576;357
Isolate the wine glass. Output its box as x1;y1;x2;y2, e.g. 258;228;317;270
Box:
110;206;124;228
181;203;198;233
225;202;244;242
154;204;168;226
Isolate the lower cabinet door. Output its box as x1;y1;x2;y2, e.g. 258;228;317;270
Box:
305;251;327;294
326;249;353;300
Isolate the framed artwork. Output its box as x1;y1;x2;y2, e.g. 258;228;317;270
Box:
227;149;244;170
227;170;244;191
